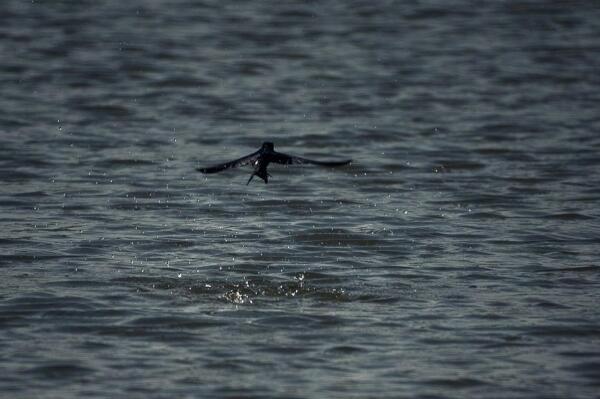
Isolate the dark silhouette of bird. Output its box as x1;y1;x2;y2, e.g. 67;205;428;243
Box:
197;142;352;184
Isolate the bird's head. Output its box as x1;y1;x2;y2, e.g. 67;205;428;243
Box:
262;142;274;151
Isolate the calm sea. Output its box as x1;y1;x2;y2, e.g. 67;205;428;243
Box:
1;1;600;397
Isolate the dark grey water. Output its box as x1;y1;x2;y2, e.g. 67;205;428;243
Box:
2;1;600;397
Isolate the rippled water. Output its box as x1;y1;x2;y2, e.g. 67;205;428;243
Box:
2;1;600;397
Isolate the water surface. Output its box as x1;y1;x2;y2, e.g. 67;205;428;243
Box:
1;1;600;398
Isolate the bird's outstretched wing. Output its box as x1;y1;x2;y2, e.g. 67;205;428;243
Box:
271;151;352;167
197;150;261;174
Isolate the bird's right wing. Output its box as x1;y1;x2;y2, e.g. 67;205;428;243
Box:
197;150;261;174
272;152;352;167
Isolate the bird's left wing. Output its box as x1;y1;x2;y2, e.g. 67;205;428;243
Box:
197;150;261;174
271;152;352;167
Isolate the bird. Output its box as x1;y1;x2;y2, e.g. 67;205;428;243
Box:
197;142;352;184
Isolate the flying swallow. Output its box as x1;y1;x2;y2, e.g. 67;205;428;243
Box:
197;142;352;184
